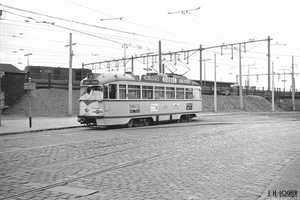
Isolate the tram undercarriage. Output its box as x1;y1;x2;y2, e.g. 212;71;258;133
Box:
78;113;197;128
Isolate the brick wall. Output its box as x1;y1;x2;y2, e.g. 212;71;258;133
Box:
1;72;26;107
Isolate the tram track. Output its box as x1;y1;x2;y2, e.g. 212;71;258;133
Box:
0;121;241;177
2;129;237;200
1;121;246;199
128;121;237;130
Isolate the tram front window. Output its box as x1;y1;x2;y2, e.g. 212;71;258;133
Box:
80;86;103;100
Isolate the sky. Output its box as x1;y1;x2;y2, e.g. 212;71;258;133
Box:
1;0;300;90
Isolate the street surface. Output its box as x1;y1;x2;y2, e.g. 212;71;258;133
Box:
0;112;300;200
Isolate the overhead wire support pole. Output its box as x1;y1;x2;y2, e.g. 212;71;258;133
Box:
24;53;33;66
267;36;271;92
272;62;275;112
65;33;76;116
199;45;202;86
239;43;243;110
292;55;295;111
159;41;163;73
214;54;217;112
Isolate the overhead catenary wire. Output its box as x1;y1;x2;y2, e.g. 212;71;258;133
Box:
3;10;129;46
64;0;216;45
1;4;209;47
1;20;199;53
2;3;299;81
190;13;259;38
168;7;227;44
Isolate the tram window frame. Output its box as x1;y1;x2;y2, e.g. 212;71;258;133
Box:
104;85;108;99
80;86;103;97
119;84;127;99
176;87;184;99
128;85;141;99
142;85;153;99
155;86;165;99
185;88;194;99
166;87;175;99
109;84;117;99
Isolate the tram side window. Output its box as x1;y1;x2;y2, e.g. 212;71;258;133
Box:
142;86;153;99
176;88;184;99
104;85;108;99
155;86;165;99
128;85;141;99
109;84;117;99
166;87;175;99
185;88;194;99
119;84;127;99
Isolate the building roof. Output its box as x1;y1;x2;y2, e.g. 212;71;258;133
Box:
0;63;25;74
193;80;236;86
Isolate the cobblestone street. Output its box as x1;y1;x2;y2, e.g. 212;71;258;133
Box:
0;112;299;200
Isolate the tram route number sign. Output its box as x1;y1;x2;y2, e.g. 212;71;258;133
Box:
24;82;36;90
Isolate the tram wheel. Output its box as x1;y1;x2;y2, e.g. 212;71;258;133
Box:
126;119;134;128
187;115;192;122
144;118;150;126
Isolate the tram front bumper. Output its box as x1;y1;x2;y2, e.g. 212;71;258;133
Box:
77;116;98;124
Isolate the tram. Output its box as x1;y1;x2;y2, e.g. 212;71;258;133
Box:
77;72;202;127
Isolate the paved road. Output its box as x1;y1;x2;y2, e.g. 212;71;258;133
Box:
0;112;299;200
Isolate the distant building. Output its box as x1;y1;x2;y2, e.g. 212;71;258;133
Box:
0;63;26;108
24;65;92;89
193;80;235;95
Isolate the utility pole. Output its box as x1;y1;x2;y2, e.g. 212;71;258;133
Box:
202;59;211;87
65;33;76;116
272;62;275;111
292;56;295;111
283;69;286;93
239;43;243;110
24;53;33;66
0;71;4;126
214;54;217;112
267;36;271;92
159;41;163;73
131;56;134;72
199;45;202;86
122;43;128;70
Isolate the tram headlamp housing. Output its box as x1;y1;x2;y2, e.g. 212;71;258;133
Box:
85;108;89;112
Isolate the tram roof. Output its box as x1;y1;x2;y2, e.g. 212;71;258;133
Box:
81;72;200;86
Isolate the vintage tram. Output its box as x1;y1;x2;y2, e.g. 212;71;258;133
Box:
77;72;202;127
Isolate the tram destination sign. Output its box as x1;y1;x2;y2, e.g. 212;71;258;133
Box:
83;80;99;85
141;75;193;85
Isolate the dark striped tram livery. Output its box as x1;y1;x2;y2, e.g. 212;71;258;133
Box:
77;72;202;127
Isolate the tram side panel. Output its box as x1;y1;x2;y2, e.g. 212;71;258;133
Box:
95;99;201;126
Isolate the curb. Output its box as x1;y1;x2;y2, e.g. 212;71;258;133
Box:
0;125;83;136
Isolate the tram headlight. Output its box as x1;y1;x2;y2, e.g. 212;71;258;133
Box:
85;108;89;112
